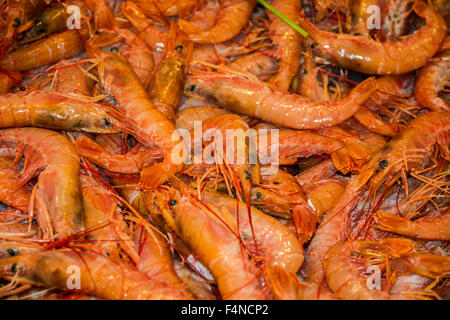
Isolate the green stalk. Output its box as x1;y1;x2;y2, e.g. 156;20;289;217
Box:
256;0;309;38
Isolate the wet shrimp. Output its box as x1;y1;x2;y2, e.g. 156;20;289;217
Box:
188;71;377;129
299;2;447;74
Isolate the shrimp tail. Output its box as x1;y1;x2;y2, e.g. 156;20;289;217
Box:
263;266;303;300
292;204;319;244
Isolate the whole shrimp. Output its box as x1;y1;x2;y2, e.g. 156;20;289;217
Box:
266;0;303;91
88;43;185;190
0;91;123;133
179;0;257;44
0;249;194;300
299;2;447;74
414;37;450;111
188;71;377;129
324;238;450;299
0;128;83;239
305;111;450;283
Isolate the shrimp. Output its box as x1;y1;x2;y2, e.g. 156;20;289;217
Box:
88;44;185;190
353;106;401;137
81;171;136;260
0;91;123;133
0;71;21;94
169;194;268;299
0;249;194;300
299;2;447;74
414;41;450;111
264;266;337;300
74;135;162;174
0;128;82;239
376;211;450;241
122;1;168;53
295;159;337;187
229;52;278;81
179;0;257;44
305;112;450;283
16;1;82;45
266;0;303;91
188;71;377;130
52;60;94;96
258;129;363;174
201;189;304;273
0;29;88;72
118;28;155;90
0;155;30;212
84;0;116;31
133;224;194;298
133;0;198;17
323;238;450;299
175;106;228;131
0;0;49;52
304;178;347;218
148;24;189;121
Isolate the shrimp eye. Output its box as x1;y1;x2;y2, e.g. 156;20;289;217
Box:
169;199;177;206
189;84;196;92
256;192;262;200
110;47;119;53
11;263;18;273
245;170;251;180
13;18;21;27
6;249;17;256
175;45;183;51
103;118;112;127
379;160;388;168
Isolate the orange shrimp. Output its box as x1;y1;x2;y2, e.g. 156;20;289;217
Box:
324;238;450;299
0;29;88;72
414;40;450;111
118;28;155;90
201;189;304;273
304;178;347;218
0;128;83;239
0;90;123;133
229;52;278;81
175;106;228;131
122;1;168;52
266;0;303;91
353;106;401;137
148;23;189;121
305;112;450;283
0;71;21;94
0;154;30;212
88;44;185;190
84;0;116;31
295;159;337;187
258;129;362;174
169;194;268;299
133;0;198;17
179;0;257;44
264;266;337;300
188;71;377;129
376;211;450;241
299;2;447;74
52;60;94;96
0;249;194;300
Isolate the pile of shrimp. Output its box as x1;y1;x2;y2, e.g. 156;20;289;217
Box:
0;0;448;300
